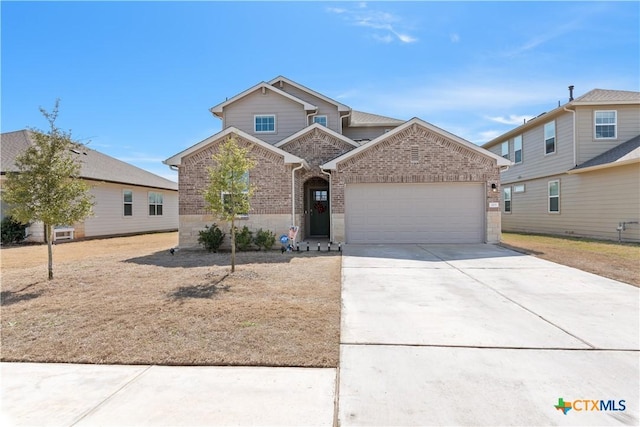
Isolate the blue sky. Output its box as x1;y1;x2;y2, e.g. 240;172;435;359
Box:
2;1;638;182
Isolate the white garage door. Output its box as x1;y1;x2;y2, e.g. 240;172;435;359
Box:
345;183;485;244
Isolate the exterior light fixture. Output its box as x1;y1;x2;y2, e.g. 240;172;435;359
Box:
491;183;498;192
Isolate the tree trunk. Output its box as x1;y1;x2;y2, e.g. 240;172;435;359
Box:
230;220;236;273
46;224;54;280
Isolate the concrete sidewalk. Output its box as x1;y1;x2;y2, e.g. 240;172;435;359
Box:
1;363;336;426
337;244;639;426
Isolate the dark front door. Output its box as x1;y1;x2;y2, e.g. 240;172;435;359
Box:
310;188;329;236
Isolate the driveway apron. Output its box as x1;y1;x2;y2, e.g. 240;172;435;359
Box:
338;244;639;426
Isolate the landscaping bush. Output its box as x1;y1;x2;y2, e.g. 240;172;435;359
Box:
235;225;253;251
198;224;225;252
1;216;28;245
254;228;276;251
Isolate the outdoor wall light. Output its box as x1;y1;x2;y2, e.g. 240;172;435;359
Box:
491;183;498;192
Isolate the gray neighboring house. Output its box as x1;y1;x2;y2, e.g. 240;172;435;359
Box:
1;130;178;242
483;88;640;242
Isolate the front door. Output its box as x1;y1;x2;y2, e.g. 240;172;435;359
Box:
309;188;330;236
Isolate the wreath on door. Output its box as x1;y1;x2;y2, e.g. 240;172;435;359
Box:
314;201;326;214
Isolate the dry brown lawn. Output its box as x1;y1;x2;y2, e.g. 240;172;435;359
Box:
501;232;639;287
1;232;341;367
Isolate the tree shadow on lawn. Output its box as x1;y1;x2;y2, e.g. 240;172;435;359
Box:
125;248;341;269
1;283;43;306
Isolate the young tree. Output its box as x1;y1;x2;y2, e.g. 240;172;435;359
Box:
203;136;255;273
3;100;94;280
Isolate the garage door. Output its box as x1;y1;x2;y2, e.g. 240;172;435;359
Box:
345;183;485;244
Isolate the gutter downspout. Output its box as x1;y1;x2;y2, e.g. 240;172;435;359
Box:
564;106;576;166
320;168;333;242
339;110;351;134
291;163;305;226
307;109;319;126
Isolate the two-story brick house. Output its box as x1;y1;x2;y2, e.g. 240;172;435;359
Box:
164;76;510;248
483;88;640;243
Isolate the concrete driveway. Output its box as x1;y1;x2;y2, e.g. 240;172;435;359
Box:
338;244;639;426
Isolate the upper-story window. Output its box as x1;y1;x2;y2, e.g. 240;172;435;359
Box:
255;115;276;133
595;110;617;139
544;121;556;155
313;116;328;127
514;135;522;164
501;141;509;159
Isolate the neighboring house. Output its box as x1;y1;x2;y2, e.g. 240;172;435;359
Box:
1;130;178;242
483;88;640;243
165;76;510;247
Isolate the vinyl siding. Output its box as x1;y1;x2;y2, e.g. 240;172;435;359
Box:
576;105;640;164
342;126;392;141
498;113;575;184
222;90;306;145
276;82;343;133
83;182;178;237
502;164;640;242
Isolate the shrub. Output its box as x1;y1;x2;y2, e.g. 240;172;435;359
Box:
235;225;253;251
254;228;276;251
198;224;225;252
1;216;28;245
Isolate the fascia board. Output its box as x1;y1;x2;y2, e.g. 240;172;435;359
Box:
268;76;350;112
209;82;317;116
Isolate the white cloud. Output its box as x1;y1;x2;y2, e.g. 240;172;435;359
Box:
486;114;533;125
450;33;460;43
327;3;418;44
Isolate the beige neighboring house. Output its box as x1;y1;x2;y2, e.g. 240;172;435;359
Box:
483;88;640;243
1;130;178;242
165;76;510;248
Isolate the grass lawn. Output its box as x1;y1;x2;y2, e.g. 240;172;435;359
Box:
500;232;639;287
0;232;341;367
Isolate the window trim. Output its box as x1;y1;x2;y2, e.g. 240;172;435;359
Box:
514;135;523;164
254;114;276;133
513;184;525;193
148;191;164;216
548;180;560;214
503;187;512;214
544;121;556;155
313;115;328;127
123;189;133;217
501;141;509;159
594;110;617;139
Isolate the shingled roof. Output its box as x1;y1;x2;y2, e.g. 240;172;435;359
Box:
349;110;405;127
571;134;640;173
1;130;177;191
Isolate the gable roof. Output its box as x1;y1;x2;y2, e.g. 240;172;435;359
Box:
268;76;350;112
209;82;317;118
569;134;640;174
349;110;405;128
163;126;308;167
1;130;178;191
483;88;640;149
322;117;512;169
275;123;360;149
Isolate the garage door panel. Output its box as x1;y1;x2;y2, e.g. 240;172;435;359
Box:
345;183;484;244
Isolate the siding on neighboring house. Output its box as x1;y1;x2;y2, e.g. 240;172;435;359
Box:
576;105;640;164
502;163;640;242
222;90;306;145
83;181;178;237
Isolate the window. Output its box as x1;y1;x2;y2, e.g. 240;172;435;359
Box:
595;111;617;139
514;135;522;164
254;115;275;133
222;172;249;217
123;190;133;216
548;180;560;213
501;141;509;159
148;192;163;216
514;184;525;193
313;190;328;201
313;115;327;127
544;121;556;155
503;187;512;213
